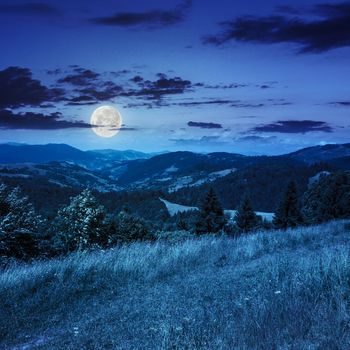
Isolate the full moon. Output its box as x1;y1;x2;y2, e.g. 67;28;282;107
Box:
90;106;122;138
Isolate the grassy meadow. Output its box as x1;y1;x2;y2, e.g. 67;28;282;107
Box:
1;221;350;349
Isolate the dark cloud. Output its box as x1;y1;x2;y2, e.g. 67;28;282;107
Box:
0;67;64;109
328;101;350;106
252;120;333;133
123;102;155;109
46;68;62;76
0;110;91;130
123;98;235;109
235;135;277;143
73;83;123;102
170;136;226;146
57;68;100;86
188;121;223;129
204;2;350;53
55;66;123;105
177;99;233;107
130;75;144;83
124;98;272;109
314;2;350;17
123;74;193;100
231;102;265;108
201;83;248;89
90;0;191;29
55;67;271;107
275;5;302;15
0;2;61;16
267;98;293;106
56;68;193;105
65;96;99;106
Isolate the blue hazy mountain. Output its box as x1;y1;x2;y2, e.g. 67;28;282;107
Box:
0;143;153;169
288;143;350;163
0;142;349;216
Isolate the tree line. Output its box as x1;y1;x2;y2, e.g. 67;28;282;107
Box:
0;186;150;262
194;172;350;235
0;171;349;262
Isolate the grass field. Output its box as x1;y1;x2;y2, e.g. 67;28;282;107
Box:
1;221;350;349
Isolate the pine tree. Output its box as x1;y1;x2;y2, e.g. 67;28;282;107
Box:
195;188;226;234
302;172;350;224
0;185;44;260
109;210;150;244
0;187;43;233
273;180;303;229
52;189;107;253
234;196;259;233
0;183;10;217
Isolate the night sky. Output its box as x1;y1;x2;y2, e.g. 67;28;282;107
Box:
0;0;349;154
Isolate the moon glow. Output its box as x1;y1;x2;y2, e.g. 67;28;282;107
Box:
90;106;122;138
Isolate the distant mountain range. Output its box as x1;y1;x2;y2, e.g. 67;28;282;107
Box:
0;142;349;214
0;143;154;170
288;143;350;163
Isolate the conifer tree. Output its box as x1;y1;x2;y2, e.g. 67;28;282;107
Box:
195;187;226;234
52;189;107;253
0;184;44;259
273;180;303;229
234;196;259;233
108;210;150;244
0;183;10;217
302;172;350;224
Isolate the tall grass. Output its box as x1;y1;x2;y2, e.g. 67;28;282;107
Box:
1;221;350;349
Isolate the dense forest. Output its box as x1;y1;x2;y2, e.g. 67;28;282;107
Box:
1;169;349;263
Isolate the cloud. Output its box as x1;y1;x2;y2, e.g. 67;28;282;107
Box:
0;67;64;109
231;102;265;108
0;110;92;130
56;66;123;105
268;98;293;106
204;2;350;53
56;68;194;105
72;83;123;103
174;99;234;107
235;135;277;143
123;74;193;100
328;101;350;106
251;120;333;133
188;121;223;129
201;83;248;89
90;0;191;29
130;75;144;83
55;67;274;108
57;68;100;86
0;2;61;16
314;2;350;17
123;98;234;109
170;136;227;146
123;97;271;109
275;5;302;15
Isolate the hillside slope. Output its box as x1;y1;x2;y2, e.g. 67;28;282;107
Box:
1;221;350;349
